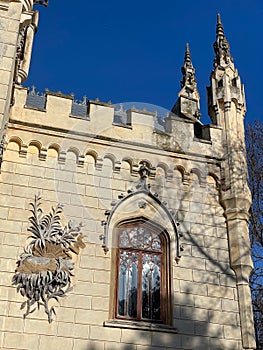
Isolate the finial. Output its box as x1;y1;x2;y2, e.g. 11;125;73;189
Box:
216;13;225;38
213;13;233;68
180;43;197;90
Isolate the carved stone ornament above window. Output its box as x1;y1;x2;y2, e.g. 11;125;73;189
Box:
100;163;183;262
12;195;85;323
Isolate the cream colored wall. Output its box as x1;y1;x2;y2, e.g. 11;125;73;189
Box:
0;90;244;349
0;1;22;132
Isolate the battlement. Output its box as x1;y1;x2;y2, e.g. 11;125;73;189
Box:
10;86;223;158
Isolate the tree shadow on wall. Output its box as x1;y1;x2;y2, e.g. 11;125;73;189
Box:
79;173;252;349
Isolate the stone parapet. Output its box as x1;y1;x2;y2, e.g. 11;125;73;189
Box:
10;86;225;160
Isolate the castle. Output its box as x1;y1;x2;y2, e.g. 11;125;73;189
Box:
0;1;257;349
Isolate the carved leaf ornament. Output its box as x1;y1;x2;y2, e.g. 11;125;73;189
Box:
12;195;85;323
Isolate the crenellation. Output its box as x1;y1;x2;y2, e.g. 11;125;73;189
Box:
9;87;227;162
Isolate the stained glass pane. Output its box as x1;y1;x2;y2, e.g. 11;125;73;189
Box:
118;250;138;318
117;222;164;322
119;225;162;251
119;230;129;247
141;254;161;320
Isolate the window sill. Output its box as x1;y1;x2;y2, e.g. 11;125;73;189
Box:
104;319;178;333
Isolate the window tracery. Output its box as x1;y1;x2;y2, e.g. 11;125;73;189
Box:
116;222;164;322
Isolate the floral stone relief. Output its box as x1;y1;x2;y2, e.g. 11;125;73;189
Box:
12;195;85;323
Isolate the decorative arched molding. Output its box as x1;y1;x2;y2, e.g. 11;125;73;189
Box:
191;167;207;187
47;143;61;154
85;150;98;167
85;149;98;161
207;172;221;190
67;147;79;162
103;153;116;165
157;162;173;181
100;163;182;262
176;165;190;185
28;140;42;154
122;157;133;173
122;157;141;177
7;136;23;151
85;150;102;170
103;153;121;173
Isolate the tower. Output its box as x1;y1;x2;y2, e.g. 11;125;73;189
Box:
0;0;41;163
207;14;255;349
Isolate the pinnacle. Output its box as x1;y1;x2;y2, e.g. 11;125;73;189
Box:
184;43;192;67
213;13;233;68
180;43;197;90
216;13;225;37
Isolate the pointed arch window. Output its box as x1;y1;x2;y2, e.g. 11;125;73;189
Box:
116;220;168;323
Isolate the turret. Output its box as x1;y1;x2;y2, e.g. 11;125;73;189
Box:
0;0;47;167
171;43;201;121
207;14;246;127
207;14;256;349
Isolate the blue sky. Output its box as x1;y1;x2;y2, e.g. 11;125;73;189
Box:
28;0;263;124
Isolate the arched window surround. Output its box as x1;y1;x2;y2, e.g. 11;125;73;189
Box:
101;189;181;261
112;217;172;325
102;163;181;330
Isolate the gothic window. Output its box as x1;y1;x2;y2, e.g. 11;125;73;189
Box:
116;220;168;323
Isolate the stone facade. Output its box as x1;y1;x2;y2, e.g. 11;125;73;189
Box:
0;3;256;350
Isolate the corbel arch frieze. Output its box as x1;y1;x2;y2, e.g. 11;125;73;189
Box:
190;167;207;187
103;153;121;173
6;136;23;152
157;162;173;181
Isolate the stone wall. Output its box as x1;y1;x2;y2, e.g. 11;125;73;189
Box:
0;86;245;350
0;1;22;132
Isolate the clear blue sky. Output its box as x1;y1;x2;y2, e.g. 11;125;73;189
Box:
27;0;263;124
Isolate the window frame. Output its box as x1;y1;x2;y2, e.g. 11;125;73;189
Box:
112;218;172;326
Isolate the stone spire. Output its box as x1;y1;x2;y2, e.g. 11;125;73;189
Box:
180;43;197;91
213;13;233;68
207;14;245;125
171;43;200;121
